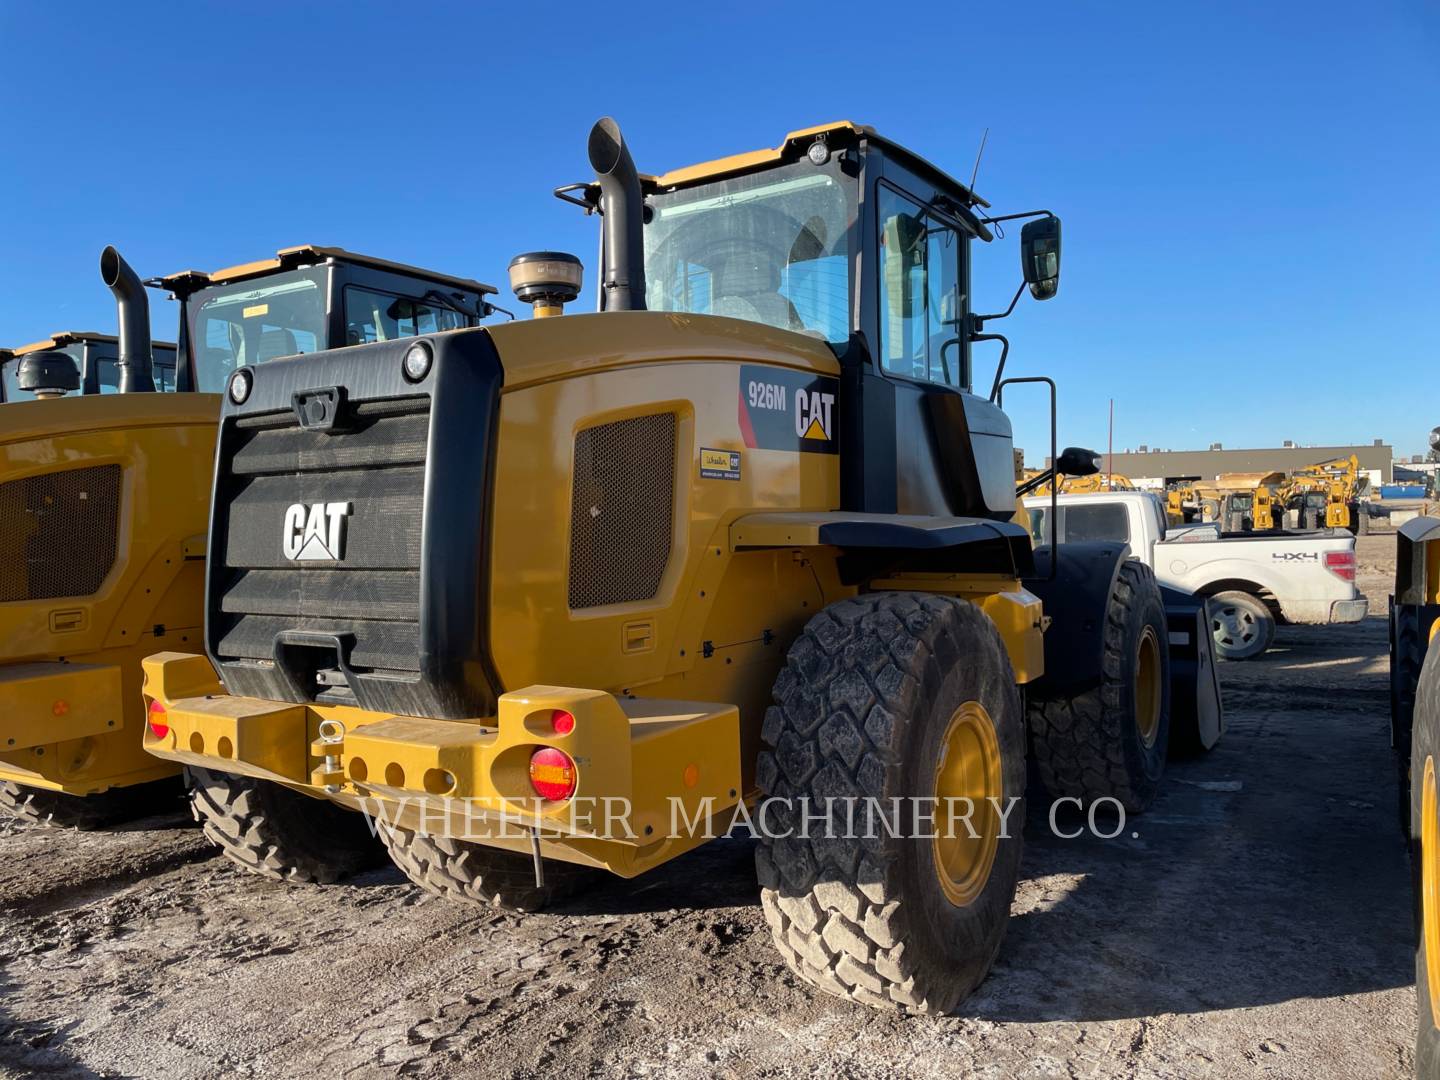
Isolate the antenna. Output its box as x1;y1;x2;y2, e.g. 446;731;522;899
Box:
968;127;990;193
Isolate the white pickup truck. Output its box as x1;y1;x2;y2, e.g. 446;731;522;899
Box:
1023;491;1368;659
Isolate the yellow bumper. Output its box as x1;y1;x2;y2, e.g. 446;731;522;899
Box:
141;652;744;875
0;662;123;751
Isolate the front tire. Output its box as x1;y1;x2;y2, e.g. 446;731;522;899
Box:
186;766;384;884
1209;589;1275;661
1412;644;1440;1078
1029;560;1171;813
755;593;1026;1014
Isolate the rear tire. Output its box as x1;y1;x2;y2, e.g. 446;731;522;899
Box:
1029;560;1171;813
1411;645;1440;1078
376;821;589;912
755;592;1026;1014
1209;589;1275;660
0;777;182;830
186;766;384;884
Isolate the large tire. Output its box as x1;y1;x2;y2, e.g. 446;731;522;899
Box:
186;766;384;884
1395;605;1429;836
1209;589;1275;661
1411;644;1440;1078
1029;560;1171;813
0;777;182;830
376;821;589;912
755;593;1026;1014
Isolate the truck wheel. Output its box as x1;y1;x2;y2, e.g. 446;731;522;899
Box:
186;766;383;884
1209;590;1274;660
1029;560;1171;813
0;777;181;830
1411;645;1440;1077
375;821;588;912
755;593;1026;1013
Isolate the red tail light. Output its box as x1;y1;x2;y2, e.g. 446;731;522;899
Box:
147;699;170;739
528;747;577;801
1324;550;1356;581
551;710;576;735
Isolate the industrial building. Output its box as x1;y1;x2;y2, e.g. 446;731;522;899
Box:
1075;441;1394;489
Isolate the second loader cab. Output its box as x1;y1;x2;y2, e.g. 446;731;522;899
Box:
1;332;179;403
157;244;498;393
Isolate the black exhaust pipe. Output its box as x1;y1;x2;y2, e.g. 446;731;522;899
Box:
99;245;155;393
588;117;646;312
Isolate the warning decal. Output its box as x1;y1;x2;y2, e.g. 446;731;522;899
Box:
738;365;839;455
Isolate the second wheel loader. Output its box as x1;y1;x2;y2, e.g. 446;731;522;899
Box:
0;245;494;828
141;119;1220;1012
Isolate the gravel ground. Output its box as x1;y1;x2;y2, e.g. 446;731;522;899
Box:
0;534;1414;1079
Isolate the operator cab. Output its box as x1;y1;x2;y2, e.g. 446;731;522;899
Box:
0;332;178;402
158;245;499;394
553;122;1062;522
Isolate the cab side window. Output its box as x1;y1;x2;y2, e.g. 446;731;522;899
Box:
344;286;467;346
877;186;964;388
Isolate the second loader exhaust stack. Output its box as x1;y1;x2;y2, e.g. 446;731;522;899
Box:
99;245;156;393
588;117;646;312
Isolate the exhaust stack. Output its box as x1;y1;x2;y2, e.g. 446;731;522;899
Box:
588;117;646;312
99;245;156;393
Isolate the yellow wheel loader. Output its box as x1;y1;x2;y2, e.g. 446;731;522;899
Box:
1389;518;1440;1077
0;245;495;829
141;119;1220;1012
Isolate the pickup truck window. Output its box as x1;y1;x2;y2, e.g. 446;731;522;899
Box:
1060;503;1132;543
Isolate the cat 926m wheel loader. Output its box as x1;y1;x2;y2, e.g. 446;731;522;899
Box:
140;118;1220;1012
0;245;494;828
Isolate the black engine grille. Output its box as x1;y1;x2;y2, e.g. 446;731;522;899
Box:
212;399;428;677
0;465;121;603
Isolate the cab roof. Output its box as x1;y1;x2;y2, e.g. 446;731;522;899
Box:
12;331;178;356
157;244;497;298
646;121;992;211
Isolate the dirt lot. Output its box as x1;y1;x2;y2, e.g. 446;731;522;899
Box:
0;534;1414;1079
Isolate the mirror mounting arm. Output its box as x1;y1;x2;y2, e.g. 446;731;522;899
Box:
972;281;1026;328
977;208;1056;227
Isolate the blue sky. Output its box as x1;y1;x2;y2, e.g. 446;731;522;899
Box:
1;1;1436;460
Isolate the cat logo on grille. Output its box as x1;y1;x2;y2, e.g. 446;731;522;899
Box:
282;502;352;561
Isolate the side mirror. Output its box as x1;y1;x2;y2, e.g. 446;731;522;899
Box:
1056;445;1101;477
1020;216;1061;301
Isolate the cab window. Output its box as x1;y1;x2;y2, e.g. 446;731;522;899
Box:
877;186;963;388
191;269;325;393
343;286;468;345
94;359;177;394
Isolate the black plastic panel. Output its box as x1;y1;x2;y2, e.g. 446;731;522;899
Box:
205;328;504;719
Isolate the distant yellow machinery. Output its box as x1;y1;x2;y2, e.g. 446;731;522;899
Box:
1282;454;1364;531
1188;472;1286;532
1021;469;1135;495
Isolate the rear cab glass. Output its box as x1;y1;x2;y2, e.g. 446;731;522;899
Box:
191;268;326;393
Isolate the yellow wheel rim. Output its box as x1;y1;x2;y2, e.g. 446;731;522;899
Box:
932;701;1003;907
1424;756;1440;1022
1135;625;1162;748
